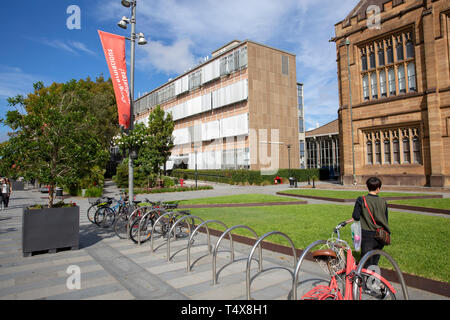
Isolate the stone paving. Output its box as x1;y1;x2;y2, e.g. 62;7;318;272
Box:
0;180;447;300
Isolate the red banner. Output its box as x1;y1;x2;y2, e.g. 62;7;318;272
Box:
98;30;131;129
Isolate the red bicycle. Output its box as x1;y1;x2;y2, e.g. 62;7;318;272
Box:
298;220;397;300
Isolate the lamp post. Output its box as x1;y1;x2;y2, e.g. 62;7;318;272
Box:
345;38;357;186
117;0;147;204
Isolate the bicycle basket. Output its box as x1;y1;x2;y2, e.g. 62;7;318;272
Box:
314;247;346;276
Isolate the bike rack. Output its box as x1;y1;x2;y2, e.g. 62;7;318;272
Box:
167;215;204;262
186;220;229;272
127;206;150;240
353;249;409;300
291;239;327;300
246;231;297;300
150;211;189;253
212;225;260;286
137;208;166;245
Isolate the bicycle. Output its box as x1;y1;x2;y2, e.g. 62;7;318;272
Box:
297;220;397;300
93;197;116;228
87;197;110;223
113;198;144;239
128;201;184;244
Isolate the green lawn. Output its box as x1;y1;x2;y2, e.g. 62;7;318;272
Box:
281;189;431;199
178;194;299;205
182;204;449;283
389;198;450;210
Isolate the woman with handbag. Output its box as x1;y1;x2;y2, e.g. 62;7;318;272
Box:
346;176;391;268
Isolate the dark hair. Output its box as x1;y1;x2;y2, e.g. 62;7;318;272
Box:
366;176;382;191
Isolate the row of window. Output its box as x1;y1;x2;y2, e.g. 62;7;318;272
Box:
362;62;416;100
365;127;421;166
306;137;340;170
360;31;414;71
219;46;248;76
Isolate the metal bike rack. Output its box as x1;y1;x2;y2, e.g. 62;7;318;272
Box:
137;208;166;245
127;206;149;240
187;220;229;272
212;225;260;286
291;240;327;300
167;215;204;262
150;211;189;253
246;231;297;300
353;249;409;300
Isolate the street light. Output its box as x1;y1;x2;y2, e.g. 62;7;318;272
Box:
117;0;147;205
345;38;357;186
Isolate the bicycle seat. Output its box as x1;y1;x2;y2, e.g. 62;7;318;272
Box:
164;203;178;209
133;200;141;204
312;249;337;260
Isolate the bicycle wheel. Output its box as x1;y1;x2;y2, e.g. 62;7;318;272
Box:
358;270;396;300
114;213;129;239
129;216;155;244
87;204;98;223
95;207;115;228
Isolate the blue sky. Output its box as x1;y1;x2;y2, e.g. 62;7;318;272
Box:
0;0;358;142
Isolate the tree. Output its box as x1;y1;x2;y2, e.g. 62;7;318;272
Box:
0;80;110;207
114;105;174;188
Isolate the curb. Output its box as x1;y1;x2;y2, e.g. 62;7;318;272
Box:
178;201;307;209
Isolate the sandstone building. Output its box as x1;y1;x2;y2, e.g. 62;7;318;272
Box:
332;0;450;186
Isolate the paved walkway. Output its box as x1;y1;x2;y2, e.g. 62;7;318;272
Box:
0;181;447;300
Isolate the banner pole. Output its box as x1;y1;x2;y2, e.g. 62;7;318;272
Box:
128;1;136;205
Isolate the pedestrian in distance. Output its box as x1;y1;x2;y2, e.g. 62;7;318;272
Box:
1;178;12;210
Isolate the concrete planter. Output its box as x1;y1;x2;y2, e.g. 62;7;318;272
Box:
22;205;80;257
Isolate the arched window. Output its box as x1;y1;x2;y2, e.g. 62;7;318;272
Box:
406;40;414;59
393;138;400;164
378;43;385;66
361;53;368;71
403;137;411;163
396;37;404;61
413;136;421;164
387;45;394;64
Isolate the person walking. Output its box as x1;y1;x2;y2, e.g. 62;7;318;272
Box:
4;178;12;208
0;178;5;211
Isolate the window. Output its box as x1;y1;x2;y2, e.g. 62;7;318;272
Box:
393;138;400;164
282;55;289;75
398;64;406;93
363;74;370;100
379;70;387;97
387;44;394;64
406;40;414;59
188;70;202;90
403;138;410;163
407;62;416;92
396;37;404;61
375;140;381;164
384;139;391;164
367;141;373;164
361;53;368;71
378;42;385;66
370;72;378;99
369;51;376;69
413;136;421;164
298;118;304;133
388;68;396;96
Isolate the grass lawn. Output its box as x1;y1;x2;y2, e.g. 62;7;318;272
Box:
178;194;299;205
182;204;450;283
280;189;431;199
389;198;450;210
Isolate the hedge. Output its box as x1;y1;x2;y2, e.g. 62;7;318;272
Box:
171;168;325;185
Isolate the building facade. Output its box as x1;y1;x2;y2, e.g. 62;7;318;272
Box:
305;119;340;178
134;40;300;172
332;0;450;186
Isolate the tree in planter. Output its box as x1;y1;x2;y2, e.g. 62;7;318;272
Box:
1;80;109;207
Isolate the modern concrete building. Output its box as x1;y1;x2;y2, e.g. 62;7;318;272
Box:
331;0;450;186
134;40;300;172
305;119;340;178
